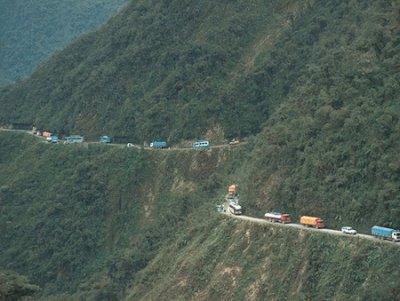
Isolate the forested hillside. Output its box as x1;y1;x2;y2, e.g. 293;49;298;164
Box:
0;133;399;301
0;0;129;84
3;0;397;230
1;0;400;299
1;0;398;143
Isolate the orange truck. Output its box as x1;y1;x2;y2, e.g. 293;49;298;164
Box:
42;131;51;137
228;185;238;197
300;216;325;229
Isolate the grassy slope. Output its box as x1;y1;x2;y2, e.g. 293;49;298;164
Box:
0;0;129;84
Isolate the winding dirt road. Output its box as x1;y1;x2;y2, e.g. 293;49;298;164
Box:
226;213;400;246
2;127;398;247
0;127;246;150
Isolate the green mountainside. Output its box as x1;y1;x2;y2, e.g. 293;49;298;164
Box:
1;0;397;143
0;270;40;301
0;0;129;84
0;133;399;301
1;0;400;299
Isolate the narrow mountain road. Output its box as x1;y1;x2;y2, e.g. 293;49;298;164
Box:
0;128;32;134
2;127;398;247
227;214;399;246
0;127;247;150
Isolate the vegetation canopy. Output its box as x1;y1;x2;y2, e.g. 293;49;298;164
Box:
0;0;400;300
0;0;129;84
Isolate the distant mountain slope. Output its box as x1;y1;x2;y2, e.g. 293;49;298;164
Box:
1;0;398;145
0;0;129;84
1;0;399;230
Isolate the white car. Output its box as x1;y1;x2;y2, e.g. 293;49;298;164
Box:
229;139;239;145
341;226;357;235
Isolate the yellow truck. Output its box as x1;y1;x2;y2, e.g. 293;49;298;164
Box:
300;216;325;229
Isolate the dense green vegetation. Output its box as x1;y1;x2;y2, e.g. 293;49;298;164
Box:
0;270;39;301
1;0;398;143
0;133;238;299
1;0;400;299
0;0;129;84
0;133;399;300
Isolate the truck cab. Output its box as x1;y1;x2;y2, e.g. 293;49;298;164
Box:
229;203;242;215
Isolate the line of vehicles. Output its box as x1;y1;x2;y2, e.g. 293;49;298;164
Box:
29;128;400;243
37;130;111;145
220;185;400;243
260;211;399;242
34;128;217;149
35;129;87;145
32;127;243;149
149;139;212;149
273;212;399;242
262;211;399;242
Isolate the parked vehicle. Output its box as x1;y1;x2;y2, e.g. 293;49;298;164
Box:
264;212;291;223
150;141;168;149
42;131;52;138
192;140;209;148
228;184;238;198
64;135;84;144
228;202;242;215
300;216;325;228
341;226;357;235
99;136;112;143
371;225;400;242
229;139;239;145
47;135;59;144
